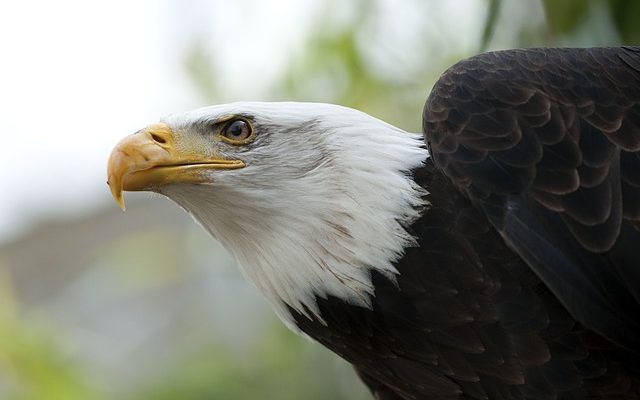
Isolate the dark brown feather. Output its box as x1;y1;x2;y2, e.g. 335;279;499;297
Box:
422;46;640;398
291;160;639;399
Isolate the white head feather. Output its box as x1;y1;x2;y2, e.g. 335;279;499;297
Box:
160;102;429;327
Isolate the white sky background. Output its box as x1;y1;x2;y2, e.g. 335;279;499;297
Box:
0;0;492;243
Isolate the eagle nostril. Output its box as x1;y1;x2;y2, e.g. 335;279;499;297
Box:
151;133;166;144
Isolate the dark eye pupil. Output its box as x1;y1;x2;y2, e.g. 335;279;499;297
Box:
229;122;244;136
226;120;248;139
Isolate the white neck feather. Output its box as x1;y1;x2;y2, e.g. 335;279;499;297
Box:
162;103;429;327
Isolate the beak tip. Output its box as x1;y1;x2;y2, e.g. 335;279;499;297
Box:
107;180;127;212
113;191;126;212
117;198;127;212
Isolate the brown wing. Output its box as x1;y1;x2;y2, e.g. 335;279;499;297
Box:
294;163;640;399
424;47;640;353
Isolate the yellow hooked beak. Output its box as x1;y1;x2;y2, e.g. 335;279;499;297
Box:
107;123;245;211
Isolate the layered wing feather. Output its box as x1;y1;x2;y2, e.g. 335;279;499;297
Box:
294;165;639;399
424;47;640;353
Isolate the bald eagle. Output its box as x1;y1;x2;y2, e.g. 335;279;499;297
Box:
108;47;640;399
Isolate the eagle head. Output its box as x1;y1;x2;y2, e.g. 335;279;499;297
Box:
107;102;428;324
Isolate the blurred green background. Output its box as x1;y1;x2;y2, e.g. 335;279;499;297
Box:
0;0;637;399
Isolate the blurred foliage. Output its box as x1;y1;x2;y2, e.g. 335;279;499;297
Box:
4;1;640;399
539;0;640;43
0;279;102;400
480;0;502;51
281;1;384;106
541;0;590;35
277;0;442;132
130;323;368;400
184;38;221;103
609;0;640;42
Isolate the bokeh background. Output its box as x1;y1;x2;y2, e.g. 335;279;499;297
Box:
0;0;638;398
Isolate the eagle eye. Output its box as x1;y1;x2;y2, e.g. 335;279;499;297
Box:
221;119;253;143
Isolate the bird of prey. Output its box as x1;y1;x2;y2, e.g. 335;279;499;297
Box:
107;47;640;399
